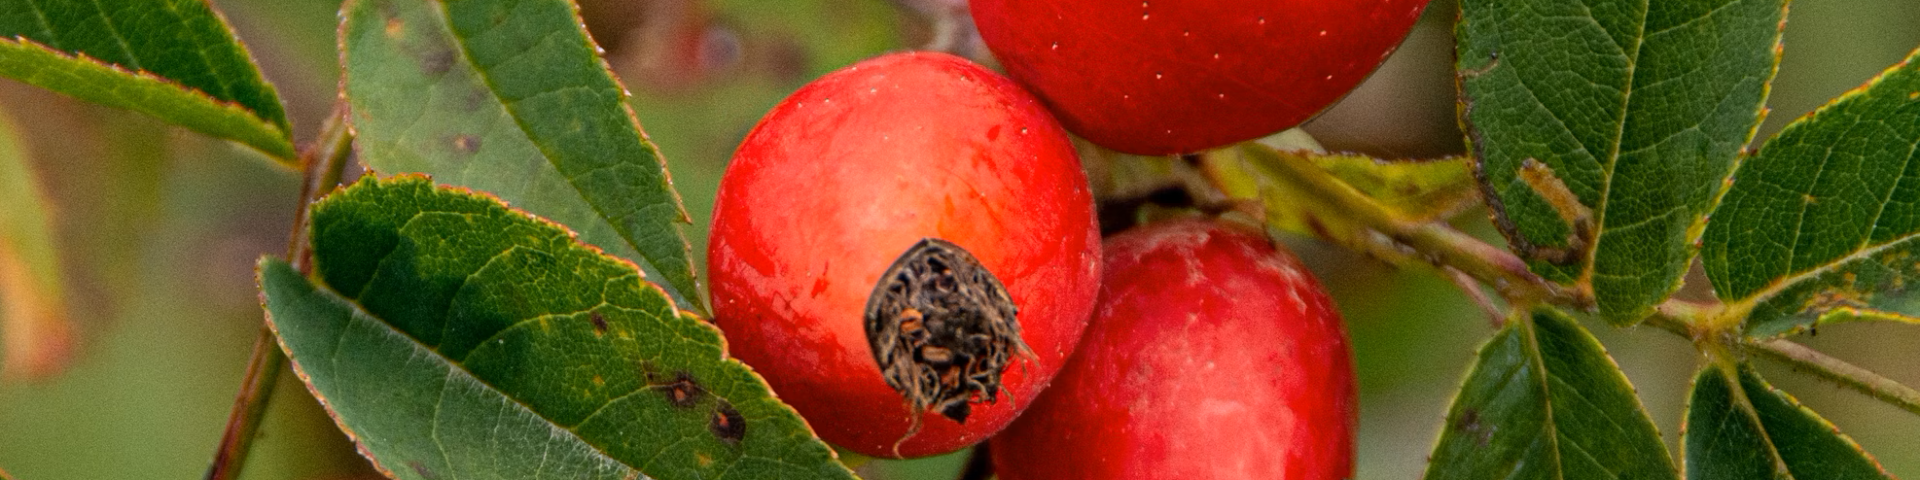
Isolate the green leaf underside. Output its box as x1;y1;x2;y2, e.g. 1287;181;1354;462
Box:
1457;0;1786;323
266;176;853;480
1423;309;1674;480
342;0;701;312
1682;365;1891;480
1310;153;1478;223
1204;145;1477;254
1702;48;1920;338
0;0;292;159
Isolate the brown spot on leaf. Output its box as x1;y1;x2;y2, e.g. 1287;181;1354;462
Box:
590;312;608;335
653;371;703;408
421;47;455;76
451;134;481;156
710;400;746;446
409;461;439;480
1453;408;1493;447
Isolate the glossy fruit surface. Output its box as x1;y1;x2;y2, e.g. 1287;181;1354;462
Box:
971;0;1429;155
992;219;1356;479
706;51;1101;458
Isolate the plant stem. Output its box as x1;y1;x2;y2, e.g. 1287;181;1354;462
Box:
1647;298;1920;416
205;107;353;480
1224;144;1920;419
1744;338;1920;417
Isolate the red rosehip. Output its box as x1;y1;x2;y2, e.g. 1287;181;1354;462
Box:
991;219;1356;479
970;0;1430;155
707;51;1101;458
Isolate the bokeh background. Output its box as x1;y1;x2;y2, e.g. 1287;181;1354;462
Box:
1;0;1917;478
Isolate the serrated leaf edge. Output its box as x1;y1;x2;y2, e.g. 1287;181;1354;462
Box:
270;174;851;478
0;36;295;161
1718;46;1920;337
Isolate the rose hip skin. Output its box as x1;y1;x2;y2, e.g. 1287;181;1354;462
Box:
992;219;1357;479
971;0;1429;155
706;52;1101;458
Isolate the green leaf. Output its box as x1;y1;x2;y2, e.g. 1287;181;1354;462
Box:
263;175;855;480
343;0;702;312
0;0;293;159
1308;154;1477;224
1457;0;1787;323
1422;308;1674;480
0;110;71;379
1202;143;1477;267
1702;48;1920;338
1682;364;1892;480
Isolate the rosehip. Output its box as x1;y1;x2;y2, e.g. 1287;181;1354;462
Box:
971;0;1430;155
992;219;1357;479
706;51;1101;458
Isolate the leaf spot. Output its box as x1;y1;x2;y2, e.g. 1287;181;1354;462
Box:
710;400;746;446
651;371;704;408
451;134;481;156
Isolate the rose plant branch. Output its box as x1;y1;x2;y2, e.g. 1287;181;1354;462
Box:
1650;296;1920;420
1746;338;1920;417
1215;145;1920;420
205;105;354;480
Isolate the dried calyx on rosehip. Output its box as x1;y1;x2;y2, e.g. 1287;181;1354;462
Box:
865;238;1033;425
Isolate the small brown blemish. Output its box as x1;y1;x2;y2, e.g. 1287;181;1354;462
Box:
409;461;439;480
452;134;481;156
385;18;405;37
421;48;455;76
709;400;746;446
1453;408;1492;446
590;312;608;335
653;371;703;408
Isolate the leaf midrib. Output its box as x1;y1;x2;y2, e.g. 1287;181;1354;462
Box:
311;267;656;480
1579;0;1654;288
1517;317;1569;480
419;0;687;307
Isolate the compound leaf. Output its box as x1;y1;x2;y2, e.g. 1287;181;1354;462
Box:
1423;308;1674;480
342;0;702;312
0;0;293;159
262;175;854;480
1702;48;1920;338
1682;364;1891;480
1457;0;1787;323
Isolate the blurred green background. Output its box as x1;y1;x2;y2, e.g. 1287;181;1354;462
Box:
0;0;1916;478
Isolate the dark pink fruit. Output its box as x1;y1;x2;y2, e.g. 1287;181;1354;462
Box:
971;0;1429;154
992;219;1356;479
707;51;1101;458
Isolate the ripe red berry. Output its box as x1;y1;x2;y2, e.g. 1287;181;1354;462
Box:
970;0;1430;155
991;219;1356;479
706;51;1101;458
